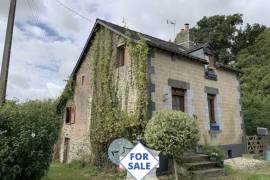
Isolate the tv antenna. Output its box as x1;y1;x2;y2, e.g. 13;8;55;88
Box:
122;17;127;28
167;19;176;41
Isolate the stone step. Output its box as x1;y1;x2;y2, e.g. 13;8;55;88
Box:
184;161;218;171
191;168;225;179
180;154;209;163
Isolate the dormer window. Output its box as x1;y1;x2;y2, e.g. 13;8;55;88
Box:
204;53;217;80
205;65;217;81
205;54;210;62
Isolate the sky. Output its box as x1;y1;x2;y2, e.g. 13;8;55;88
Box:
0;0;270;101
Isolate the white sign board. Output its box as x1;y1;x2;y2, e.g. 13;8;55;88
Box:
120;142;159;180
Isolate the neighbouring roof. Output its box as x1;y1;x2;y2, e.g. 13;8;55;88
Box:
72;19;241;76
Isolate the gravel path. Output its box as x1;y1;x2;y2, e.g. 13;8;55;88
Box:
224;157;269;170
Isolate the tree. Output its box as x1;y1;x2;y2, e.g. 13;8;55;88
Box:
144;110;199;179
232;23;266;56
0;100;60;180
242;95;270;135
192;14;243;64
236;29;270;135
192;14;266;65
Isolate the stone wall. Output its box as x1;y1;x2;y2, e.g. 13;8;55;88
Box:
59;31;137;163
59;44;93;162
150;48;243;147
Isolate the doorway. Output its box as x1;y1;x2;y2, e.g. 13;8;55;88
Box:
63;137;70;163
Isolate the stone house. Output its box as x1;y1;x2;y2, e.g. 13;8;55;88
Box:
59;19;244;165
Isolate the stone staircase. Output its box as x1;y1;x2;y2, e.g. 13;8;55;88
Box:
181;153;225;179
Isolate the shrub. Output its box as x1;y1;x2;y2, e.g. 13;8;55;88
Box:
0;100;60;180
144;110;200;156
201;145;225;166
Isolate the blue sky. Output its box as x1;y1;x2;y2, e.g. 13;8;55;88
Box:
0;0;270;101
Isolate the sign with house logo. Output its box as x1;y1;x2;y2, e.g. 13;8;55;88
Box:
120;142;159;180
108;138;134;165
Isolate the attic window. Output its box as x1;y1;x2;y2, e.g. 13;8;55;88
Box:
116;46;125;67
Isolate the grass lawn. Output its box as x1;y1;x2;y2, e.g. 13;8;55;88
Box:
219;165;270;180
42;162;125;180
43;162;270;180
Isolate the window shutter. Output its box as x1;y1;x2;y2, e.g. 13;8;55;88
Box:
71;106;75;124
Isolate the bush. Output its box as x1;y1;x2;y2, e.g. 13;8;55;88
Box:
0;100;60;180
144;110;200;156
201;145;225;165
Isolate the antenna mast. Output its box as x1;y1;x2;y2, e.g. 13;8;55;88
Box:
167;19;176;41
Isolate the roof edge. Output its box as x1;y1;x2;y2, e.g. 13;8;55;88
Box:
215;62;243;74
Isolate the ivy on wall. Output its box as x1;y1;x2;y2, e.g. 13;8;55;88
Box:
89;27;149;164
127;35;149;135
56;77;74;114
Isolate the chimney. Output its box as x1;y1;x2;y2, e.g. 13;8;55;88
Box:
184;23;189;31
175;23;194;49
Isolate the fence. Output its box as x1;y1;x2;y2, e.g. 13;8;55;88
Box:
246;135;264;154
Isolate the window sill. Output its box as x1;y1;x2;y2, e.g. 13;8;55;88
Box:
209;129;222;133
209;123;221;132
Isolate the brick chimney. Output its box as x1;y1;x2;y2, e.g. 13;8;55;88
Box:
175;23;194;49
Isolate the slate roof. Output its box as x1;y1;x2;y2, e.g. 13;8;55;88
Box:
72;19;241;75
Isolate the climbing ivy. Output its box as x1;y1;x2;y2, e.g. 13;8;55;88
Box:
126;35;149;134
89;27;149;164
56;77;74;114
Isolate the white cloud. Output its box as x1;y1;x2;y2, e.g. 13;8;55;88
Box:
0;0;270;101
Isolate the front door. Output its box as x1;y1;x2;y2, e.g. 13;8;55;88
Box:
63;138;70;163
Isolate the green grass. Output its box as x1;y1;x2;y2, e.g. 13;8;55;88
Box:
42;162;126;180
43;162;270;180
220;164;270;180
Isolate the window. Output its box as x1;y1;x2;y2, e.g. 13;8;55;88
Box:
116;46;125;67
207;94;216;123
81;75;85;86
172;88;185;112
65;106;75;124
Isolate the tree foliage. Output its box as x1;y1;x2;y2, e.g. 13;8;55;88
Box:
236;30;270;135
232;23;266;56
0;100;60;180
192;14;266;64
192;14;243;64
144;110;199;156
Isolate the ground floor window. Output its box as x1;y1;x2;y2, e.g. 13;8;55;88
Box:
172;87;186;112
207;94;216;124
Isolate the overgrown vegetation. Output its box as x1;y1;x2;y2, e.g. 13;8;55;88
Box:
89;27;149;165
201;145;225;167
236;30;270;135
56;77;74;114
0;100;60;180
126;35;149;136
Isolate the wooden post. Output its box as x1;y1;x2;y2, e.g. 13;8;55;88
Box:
0;0;17;105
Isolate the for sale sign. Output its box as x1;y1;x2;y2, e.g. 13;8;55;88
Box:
120;142;159;180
